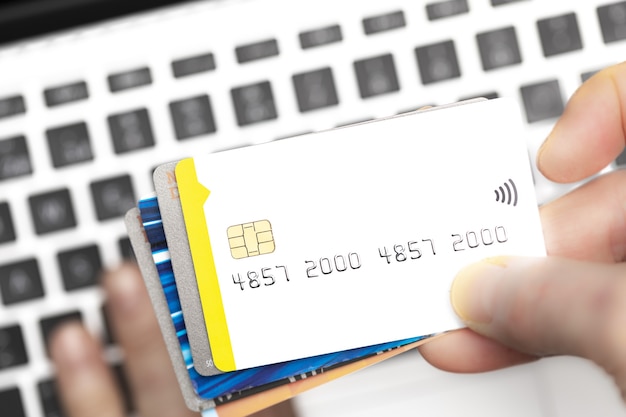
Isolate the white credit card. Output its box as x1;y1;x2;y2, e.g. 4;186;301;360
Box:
176;98;546;372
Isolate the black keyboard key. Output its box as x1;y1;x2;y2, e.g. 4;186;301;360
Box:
0;259;44;305
362;10;406;35
354;54;400;98
598;2;626;43
172;53;216;78
537;13;583;57
0;95;26;119
46;122;93;168
44;81;88;107
426;0;469;20
0;324;28;370
231;81;278;126
0;202;16;244
0;135;32;181
29;188;76;235
491;0;528;6
299;25;342;49
520;79;564;123
108;108;155;154
0;387;25;417
58;244;102;291
293;67;339;112
38;379;66;417
235;39;279;64
477;26;522;71
40;311;83;355
415;40;461;85
118;237;135;261
169;95;217;140
90;174;135;221
108;67;152;92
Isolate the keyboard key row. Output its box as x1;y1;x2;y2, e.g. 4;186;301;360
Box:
38;362;134;417
0;308;115;370
0;179;133;242
0;110;156;178
0;73;588;184
0;240;132;304
1;3;624;119
3;350;132;416
0;66;600;185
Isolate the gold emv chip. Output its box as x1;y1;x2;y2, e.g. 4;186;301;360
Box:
227;220;275;259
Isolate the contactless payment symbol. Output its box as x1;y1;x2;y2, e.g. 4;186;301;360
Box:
494;178;518;206
227;220;275;259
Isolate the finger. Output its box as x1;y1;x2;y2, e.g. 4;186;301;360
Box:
540;170;626;262
538;61;626;183
103;263;198;417
418;328;536;373
451;256;626;397
50;323;125;417
420;170;626;372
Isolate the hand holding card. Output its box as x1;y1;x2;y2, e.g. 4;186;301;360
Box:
125;97;546;414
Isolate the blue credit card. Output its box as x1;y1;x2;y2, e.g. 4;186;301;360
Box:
138;195;427;402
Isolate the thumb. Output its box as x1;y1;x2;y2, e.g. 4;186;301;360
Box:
451;256;626;398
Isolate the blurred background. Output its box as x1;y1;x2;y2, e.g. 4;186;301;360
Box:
1;0;626;416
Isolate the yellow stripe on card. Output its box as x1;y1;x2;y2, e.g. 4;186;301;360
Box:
176;158;236;371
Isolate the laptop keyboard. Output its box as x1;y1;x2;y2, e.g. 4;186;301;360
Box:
1;0;626;416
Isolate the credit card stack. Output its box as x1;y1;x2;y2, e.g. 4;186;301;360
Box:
124;98;546;415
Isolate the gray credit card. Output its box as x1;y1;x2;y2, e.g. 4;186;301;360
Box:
153;162;220;376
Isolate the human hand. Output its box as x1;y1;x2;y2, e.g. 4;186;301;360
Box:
49;263;296;417
418;61;626;400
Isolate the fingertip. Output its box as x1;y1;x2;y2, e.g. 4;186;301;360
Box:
51;325;127;417
102;263;145;314
49;322;95;370
537;63;626;183
450;257;510;326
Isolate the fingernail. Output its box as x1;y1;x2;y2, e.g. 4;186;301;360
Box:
451;257;509;325
536;141;545;169
105;264;144;314
537;122;560;173
49;323;92;370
